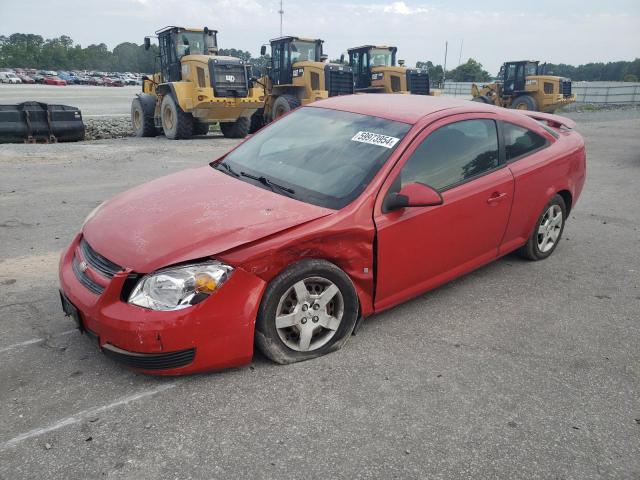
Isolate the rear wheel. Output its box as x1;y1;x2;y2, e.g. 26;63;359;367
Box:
271;95;301;121
511;95;538;111
255;259;359;364
160;94;193;140
131;97;156;137
220;117;249;138
518;194;566;260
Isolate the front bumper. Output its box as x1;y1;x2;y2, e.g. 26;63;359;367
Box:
58;234;267;375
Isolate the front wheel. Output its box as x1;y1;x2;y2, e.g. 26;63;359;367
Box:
271;94;301;121
518;194;566;260
255;259;359;364
160;94;193;140
511;95;538;111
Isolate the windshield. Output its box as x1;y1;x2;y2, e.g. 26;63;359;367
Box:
215;107;411;209
370;49;393;67
291;41;318;63
176;32;207;58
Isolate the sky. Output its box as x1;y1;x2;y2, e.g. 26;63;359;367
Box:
1;0;639;73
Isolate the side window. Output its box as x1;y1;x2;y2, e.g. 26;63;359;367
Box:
503;122;547;161
400;119;499;191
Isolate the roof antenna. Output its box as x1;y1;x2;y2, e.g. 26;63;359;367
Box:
279;0;284;37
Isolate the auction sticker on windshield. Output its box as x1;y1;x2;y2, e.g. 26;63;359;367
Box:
351;131;400;149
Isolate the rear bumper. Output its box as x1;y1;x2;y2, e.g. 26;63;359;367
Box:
58;234;267;375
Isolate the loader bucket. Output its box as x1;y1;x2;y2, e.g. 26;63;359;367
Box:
0;102;85;143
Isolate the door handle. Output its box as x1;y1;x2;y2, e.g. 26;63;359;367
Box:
487;192;507;204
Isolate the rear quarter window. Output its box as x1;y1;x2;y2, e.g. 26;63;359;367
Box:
503;122;548;161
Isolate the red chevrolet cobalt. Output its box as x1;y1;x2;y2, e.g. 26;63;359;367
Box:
59;95;586;374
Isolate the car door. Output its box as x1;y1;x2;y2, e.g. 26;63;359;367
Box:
373;115;514;311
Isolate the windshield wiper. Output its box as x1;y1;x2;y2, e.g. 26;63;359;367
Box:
213;161;239;177
240;171;296;196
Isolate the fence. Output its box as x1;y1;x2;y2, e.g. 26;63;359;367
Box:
439;81;640;104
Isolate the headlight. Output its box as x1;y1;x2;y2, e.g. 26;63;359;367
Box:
128;261;233;311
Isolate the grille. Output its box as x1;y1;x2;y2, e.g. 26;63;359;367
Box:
72;256;104;295
561;80;572;97
209;59;249;98
406;70;430;95
390;75;401;93
102;344;196;370
325;65;354;97
79;238;122;278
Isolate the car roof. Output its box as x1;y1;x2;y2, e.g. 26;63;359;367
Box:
310;94;496;124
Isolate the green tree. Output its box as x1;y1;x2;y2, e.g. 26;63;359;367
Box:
448;58;491;82
416;60;444;85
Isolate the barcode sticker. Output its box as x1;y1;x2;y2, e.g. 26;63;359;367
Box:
351;131;400;149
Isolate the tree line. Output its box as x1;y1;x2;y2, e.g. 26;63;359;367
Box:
1;33;638;82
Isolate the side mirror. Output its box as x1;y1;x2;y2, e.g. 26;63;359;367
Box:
260;45;267;56
144;37;151;51
320;54;328;62
340;53;345;64
204;26;209;34
398;59;405;66
383;182;443;212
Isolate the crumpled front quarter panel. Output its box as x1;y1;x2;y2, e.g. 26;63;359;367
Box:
217;197;377;317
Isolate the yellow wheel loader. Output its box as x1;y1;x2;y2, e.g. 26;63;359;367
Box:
132;26;264;140
250;36;353;131
471;60;576;112
347;45;430;95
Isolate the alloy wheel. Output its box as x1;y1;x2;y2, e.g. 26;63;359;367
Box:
275;276;344;352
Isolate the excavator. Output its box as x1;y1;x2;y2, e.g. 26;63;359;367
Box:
471;60;576;112
250;36;354;131
132;26;264;139
347;45;430;95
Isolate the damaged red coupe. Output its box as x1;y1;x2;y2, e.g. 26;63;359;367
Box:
59;94;586;374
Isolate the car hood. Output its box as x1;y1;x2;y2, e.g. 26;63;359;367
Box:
83;166;334;273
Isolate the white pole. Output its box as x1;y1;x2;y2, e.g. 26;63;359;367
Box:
279;0;284;37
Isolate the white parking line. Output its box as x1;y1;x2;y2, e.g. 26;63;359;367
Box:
83;114;129;117
0;329;78;354
0;383;178;450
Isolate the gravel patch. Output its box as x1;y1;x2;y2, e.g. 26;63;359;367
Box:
83;117;133;141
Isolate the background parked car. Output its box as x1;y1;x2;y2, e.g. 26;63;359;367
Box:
43;76;67;86
17;74;35;84
0;72;23;84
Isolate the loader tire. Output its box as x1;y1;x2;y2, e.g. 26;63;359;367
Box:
131;96;157;137
193;122;210;136
511;95;538;111
249;110;265;133
161;94;193;140
220;117;250;139
272;95;301;121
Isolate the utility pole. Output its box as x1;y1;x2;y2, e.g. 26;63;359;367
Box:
443;41;448;86
279;0;284;37
458;39;464;66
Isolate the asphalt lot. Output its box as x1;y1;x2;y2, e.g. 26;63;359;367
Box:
0;84;136;118
0;108;639;479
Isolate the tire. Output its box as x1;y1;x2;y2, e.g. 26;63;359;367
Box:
249;110;264;134
472;95;490;103
131;96;157;137
518;194;567;261
193;122;210;136
160;94;193;140
220;117;249;138
255;259;359;365
511;95;538;111
271;94;301;121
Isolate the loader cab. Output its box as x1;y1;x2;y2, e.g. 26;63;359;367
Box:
348;46;397;89
264;36;323;85
152;26;218;83
502;60;539;95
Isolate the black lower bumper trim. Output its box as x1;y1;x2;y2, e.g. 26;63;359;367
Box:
102;344;196;370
